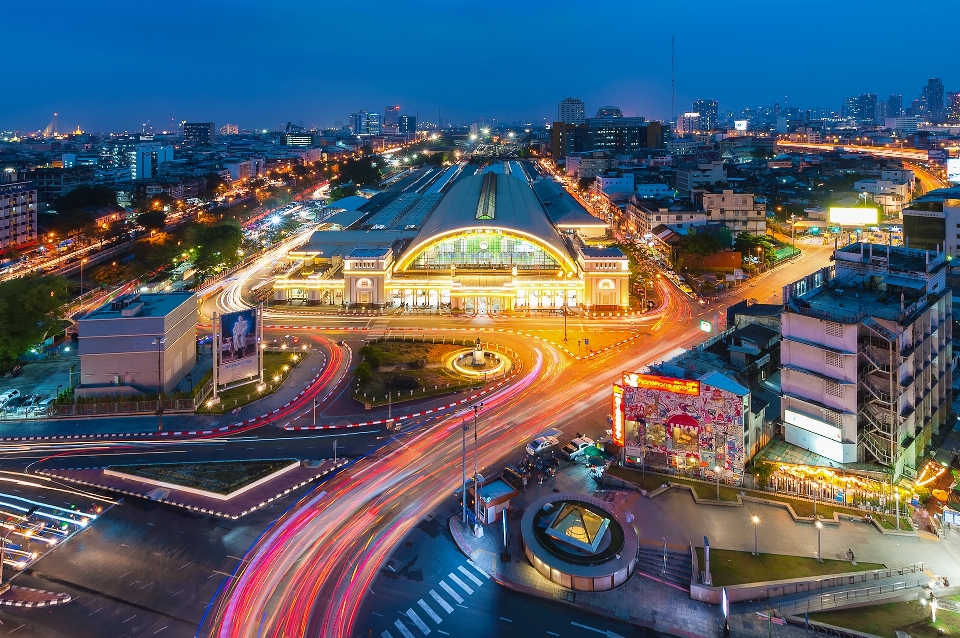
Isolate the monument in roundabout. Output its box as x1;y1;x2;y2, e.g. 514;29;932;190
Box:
521;492;638;591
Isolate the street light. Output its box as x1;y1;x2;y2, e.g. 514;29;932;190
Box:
79;258;88;295
152;337;166;431
473;402;484;525
752;515;760;555
815;520;823;562
461;420;469;524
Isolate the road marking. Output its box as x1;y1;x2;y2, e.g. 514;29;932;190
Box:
447;573;473;595
457;565;483;587
405;609;430;634
438;580;463;603
570;622;610;635
418;599;442;624
89;607;103;616
429;590;453;614
466;559;490;579
500;617;513;622
393;620;416;638
381;631;395;638
153;627;167;634
547;632;560;636
122;615;137;624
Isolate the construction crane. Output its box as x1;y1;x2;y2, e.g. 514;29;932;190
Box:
42;113;59;138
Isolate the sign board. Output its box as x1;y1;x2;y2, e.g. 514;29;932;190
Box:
734;120;748;131
734;269;744;280
699;320;712;333
948;158;960;184
611;384;625;446
829;207;879;226
622;373;701;396
218;309;260;386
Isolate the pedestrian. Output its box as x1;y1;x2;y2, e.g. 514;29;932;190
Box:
521;476;527;491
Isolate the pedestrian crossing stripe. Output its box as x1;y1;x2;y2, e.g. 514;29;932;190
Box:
466;559;490;579
405;609;431;634
393;619;416;638
429;589;454;614
418;599;442;624
457;565;484;587
447;572;474;595
439;580;464;603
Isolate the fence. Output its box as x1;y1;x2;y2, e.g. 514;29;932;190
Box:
48;398;197;417
777;568;924;616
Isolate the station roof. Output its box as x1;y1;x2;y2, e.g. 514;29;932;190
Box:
532;179;608;228
289;229;416;258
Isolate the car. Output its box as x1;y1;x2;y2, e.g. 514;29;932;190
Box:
0;389;20;408
561;436;595;460
32;397;54;416
525;435;560;456
680;284;694;294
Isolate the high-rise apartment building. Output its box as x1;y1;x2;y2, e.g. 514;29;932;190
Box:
399;115;417;135
132;143;174;180
0;179;38;253
182;122;215;146
383;105;401;135
780;243;952;479
887;94;903;118
949;93;960;123
558;97;586;124
691;99;719;131
922;78;945;121
842;94;878;122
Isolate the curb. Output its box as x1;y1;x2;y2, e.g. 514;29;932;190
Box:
0;586;71;608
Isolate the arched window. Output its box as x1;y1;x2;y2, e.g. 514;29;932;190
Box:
598;279;615;290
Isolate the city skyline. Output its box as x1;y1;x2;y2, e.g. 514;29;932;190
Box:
3;0;958;132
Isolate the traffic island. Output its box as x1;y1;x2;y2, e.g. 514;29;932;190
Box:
38;458;347;519
197;350;309;414
0;585;71;608
694;547;884;587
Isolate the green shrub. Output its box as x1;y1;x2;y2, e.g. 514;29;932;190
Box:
354;362;372;383
389;373;421;390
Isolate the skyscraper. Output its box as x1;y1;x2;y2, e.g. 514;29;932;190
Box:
383;105;400;135
183;122;215;146
399;115;417;135
842;94;878;122
691;99;718;131
887;94;903;118
922;78;945;121
558;97;586;124
350;110;381;135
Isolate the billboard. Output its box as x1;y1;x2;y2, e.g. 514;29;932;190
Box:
612;385;625;446
948;158;960;184
734;120;748;131
829;207;879;226
616;377;745;481
218;309;259;386
622;372;700;396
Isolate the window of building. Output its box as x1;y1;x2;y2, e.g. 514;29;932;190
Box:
825;321;844;338
824;351;843;368
825;380;843;398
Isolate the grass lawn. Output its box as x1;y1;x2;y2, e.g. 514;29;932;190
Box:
695;547;885;586
197;351;307;414
607;466;913;529
810;600;960;638
111;459;295;495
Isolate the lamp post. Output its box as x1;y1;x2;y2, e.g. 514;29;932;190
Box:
313;398;317;426
815;520;823;562
152;337;166;431
461;420;468;524
473;402;484;525
752;515;760;556
562;304;568;341
79;258;88;295
895;490;901;531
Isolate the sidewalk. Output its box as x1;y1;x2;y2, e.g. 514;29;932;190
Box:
448;461;956;638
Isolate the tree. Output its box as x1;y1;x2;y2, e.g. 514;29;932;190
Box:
138;210;167;231
0;275;70;366
190;221;244;271
328;184;358;201
336;156;381;186
52;185;117;212
751;146;772;160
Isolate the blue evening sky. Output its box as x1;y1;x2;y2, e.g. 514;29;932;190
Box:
3;0;956;133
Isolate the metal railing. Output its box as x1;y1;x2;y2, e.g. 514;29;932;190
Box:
777;565;924;617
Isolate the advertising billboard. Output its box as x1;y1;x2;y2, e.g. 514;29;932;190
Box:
218;309;259;386
734;120;748;131
611;384;625;446
615;377;745;482
948;158;960;184
829;207;879;226
622;373;700;396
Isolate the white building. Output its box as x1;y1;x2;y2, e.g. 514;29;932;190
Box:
853;179;910;215
565;151;616;181
77;292;198;397
132;143;173;180
558;97;586;124
884;117;919;133
592;174;634;196
701;190;766;235
675;161;725;194
0;179;38;253
635;183;672;198
780;243;952;480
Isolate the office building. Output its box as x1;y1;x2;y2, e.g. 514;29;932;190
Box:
701;190;766;236
133;143;174;180
780;243;952;479
24;167;94;201
921;78;945;121
691;99;719;131
902;195;960;258
550;122;589;160
885;116;919;134
282;133;314;146
675;161;725;194
0;179;38;253
586;118;663;153
675;112;701;135
948;93;960;122
399;115;417;135
596;106;622;118
77;292;198;396
219;124;239;136
350;110;381;135
564;151;616;180
182;122;215;146
887;94;903;118
558;97;586;124
383;105;401;135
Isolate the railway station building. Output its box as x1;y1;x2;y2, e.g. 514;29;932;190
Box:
273;163;630;312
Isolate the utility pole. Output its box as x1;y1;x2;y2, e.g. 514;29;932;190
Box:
313;398;317;426
473;402;484;524
153;336;166;431
461;420;468;524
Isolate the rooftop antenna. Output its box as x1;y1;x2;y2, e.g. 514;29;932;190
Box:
671;35;675;125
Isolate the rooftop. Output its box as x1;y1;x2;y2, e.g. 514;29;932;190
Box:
82;291;196;321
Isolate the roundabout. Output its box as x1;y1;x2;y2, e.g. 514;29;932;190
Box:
521;492;638;592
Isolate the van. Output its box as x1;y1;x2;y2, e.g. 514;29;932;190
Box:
0;389;20;408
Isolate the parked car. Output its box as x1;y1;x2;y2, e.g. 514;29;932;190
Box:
32;397;55;416
0;389;20;408
525;435;559;456
561;436;595;460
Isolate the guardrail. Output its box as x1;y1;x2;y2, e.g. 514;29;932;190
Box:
777;568;924;616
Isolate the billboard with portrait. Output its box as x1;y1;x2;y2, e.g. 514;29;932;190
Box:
617;374;745;483
218;309;259;386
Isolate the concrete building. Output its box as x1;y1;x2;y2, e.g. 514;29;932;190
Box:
558;97;586;124
399;115;416;136
780;243;952;480
701;190;766;236
902;191;960;257
592;174;634;196
133;143;174;180
853;179;910;215
183;122;215;146
383;105;401;135
219;124;239;136
676;161;726;195
565;151;616;181
586;118;664;153
884;117;919;133
635;184;672;198
550;122;589;160
0;180;38;253
77;291;198;396
692;99;719;131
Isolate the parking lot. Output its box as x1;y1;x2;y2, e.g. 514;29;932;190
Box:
0;359;74;419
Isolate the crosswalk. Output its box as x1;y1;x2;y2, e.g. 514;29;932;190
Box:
380;560;490;637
